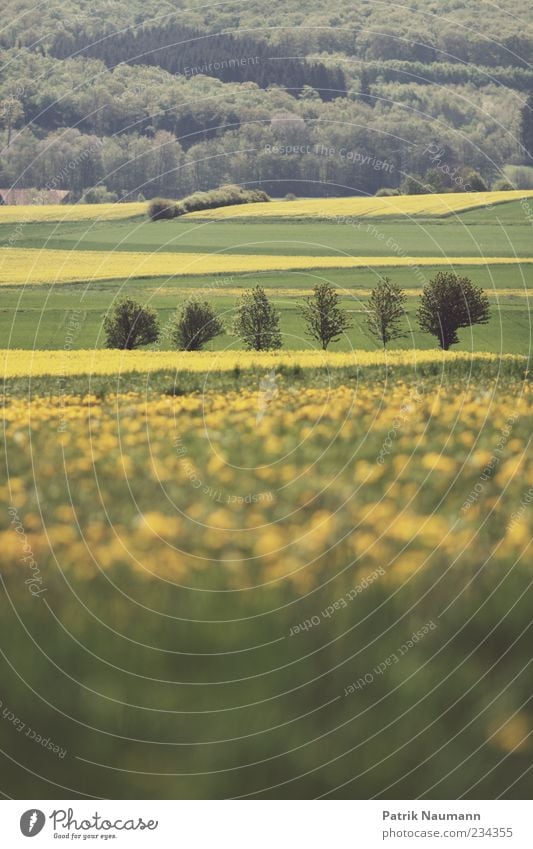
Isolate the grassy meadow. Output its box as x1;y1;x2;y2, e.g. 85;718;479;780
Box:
1;191;532;799
0;193;532;356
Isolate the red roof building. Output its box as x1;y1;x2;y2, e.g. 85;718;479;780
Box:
0;188;70;205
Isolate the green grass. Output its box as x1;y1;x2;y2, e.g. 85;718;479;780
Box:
1;200;533;257
1;205;531;355
2;201;532;800
456;199;533;224
1;265;531;354
2;296;531;355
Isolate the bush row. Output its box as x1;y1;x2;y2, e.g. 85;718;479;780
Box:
149;186;270;220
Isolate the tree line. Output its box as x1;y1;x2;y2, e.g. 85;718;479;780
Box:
361;61;533;92
104;273;491;353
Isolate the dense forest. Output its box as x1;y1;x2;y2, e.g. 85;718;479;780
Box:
0;0;531;199
52;25;346;98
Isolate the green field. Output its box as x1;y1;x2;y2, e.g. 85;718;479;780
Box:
1;200;532;258
1;196;532;356
0;245;533;354
2;276;531;354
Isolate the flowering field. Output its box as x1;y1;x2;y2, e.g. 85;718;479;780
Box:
0;202;146;225
1;192;531;228
0;247;531;286
1;371;532;798
187;190;533;220
1;347;527;379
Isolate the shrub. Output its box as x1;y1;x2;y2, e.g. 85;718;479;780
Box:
174;185;270;216
171;298;225;351
462;170;488;192
81;185;119;204
502;164;533;189
148;198;178;221
103;298;160;349
233;286;282;350
400;175;427;195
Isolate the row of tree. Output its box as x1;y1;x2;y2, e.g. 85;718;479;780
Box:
361;61;533;93
104;273;491;354
0;120;519;202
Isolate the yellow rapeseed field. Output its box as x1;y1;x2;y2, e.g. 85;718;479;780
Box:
0;202;145;225
0;190;531;226
187;190;533;219
150;286;533;299
1;247;531;285
1;348;526;379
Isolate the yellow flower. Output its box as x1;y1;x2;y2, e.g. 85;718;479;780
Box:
488;714;530;753
421;452;456;473
138;511;181;537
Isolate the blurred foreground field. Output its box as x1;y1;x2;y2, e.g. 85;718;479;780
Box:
1;358;532;798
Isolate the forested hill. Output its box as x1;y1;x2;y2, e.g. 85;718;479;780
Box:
51;25;346;100
2;0;532;62
1;0;532;200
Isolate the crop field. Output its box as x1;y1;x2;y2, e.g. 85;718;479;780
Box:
0;201;146;225
2;246;531;287
1;190;532;229
0;193;531;363
2;367;532;798
1;194;532;375
1;268;531;356
1;347;527;379
187;190;533;220
2;193;532;800
0;192;531;357
3;208;533;259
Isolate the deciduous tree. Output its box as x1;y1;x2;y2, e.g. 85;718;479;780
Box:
366;277;406;348
103;298;160;349
417;272;490;350
233;287;282;350
172;298;224;350
299;282;352;350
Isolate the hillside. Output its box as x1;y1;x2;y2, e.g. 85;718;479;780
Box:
0;0;532;199
3;0;532;58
